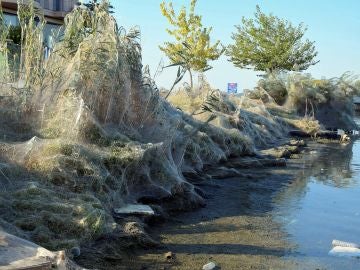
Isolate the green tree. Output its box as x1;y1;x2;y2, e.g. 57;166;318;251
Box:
227;5;319;74
160;0;224;90
7;25;22;45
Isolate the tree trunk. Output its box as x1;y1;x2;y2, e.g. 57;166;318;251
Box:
188;69;193;90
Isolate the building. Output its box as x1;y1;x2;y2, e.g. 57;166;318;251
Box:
1;0;76;48
2;0;76;24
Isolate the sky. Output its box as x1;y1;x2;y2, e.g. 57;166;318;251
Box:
112;0;360;92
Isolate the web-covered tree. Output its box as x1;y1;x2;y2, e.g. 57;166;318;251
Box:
227;5;319;74
160;0;224;90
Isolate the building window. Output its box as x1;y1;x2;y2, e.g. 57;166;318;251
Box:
53;0;61;11
4;14;19;26
44;0;49;10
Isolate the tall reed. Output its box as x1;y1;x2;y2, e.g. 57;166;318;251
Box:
17;0;45;86
0;0;9;81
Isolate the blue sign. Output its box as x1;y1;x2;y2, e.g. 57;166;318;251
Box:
227;83;238;94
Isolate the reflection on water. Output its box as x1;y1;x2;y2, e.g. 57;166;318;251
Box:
274;141;360;269
113;139;360;270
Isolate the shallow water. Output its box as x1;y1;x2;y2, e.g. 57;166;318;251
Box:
274;141;360;269
87;140;360;269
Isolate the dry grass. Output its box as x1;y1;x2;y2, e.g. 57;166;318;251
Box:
285;117;321;135
0;1;259;250
170;86;288;147
1;0;350;253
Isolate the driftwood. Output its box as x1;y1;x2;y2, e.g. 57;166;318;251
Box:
289;130;350;141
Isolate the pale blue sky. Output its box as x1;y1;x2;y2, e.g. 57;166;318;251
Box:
112;0;360;92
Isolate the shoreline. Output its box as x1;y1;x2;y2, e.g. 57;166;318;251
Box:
74;138;344;269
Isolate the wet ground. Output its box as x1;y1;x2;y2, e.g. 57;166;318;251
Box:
79;140;360;269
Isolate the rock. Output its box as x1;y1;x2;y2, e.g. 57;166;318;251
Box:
69;246;81;258
123;222;144;236
123;222;159;247
285;145;300;154
261;148;291;158
164;251;174;260
290;154;301;159
114;204;155;216
261;145;300;159
289;139;306;147
203;262;217;270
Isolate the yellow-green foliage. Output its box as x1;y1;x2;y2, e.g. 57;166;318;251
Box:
160;0;224;87
227;5;318;73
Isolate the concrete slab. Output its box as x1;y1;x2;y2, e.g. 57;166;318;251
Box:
0;231;55;270
114;204;155;216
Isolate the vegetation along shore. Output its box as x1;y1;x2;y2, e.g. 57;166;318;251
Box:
0;0;359;269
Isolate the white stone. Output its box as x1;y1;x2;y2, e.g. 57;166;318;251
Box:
329;246;360;258
332;239;360;249
202;262;217;270
114;204;154;216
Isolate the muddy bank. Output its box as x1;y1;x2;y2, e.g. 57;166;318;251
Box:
73;140;339;270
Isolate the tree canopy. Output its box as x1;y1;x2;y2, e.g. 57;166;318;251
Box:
160;0;224;88
227;5;319;74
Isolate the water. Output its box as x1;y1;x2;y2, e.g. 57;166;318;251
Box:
275;141;360;269
108;140;360;269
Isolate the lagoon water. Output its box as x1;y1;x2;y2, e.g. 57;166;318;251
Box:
275;140;360;269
